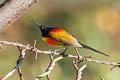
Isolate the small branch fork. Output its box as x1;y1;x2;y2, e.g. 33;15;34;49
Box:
18;67;24;80
34;55;63;80
0;46;26;80
0;40;120;80
0;40;60;55
73;60;87;80
17;47;26;80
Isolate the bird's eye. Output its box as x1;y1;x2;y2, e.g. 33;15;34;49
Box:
41;26;46;30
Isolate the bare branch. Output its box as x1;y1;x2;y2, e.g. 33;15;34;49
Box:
73;60;79;71
77;65;87;80
0;47;26;80
85;58;119;66
0;40;120;80
34;56;63;80
17;47;25;80
45;54;54;80
33;40;38;60
0;0;38;32
0;40;120;67
18;67;24;80
0;40;60;55
73;61;87;80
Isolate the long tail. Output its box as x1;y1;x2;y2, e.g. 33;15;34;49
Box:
79;42;109;56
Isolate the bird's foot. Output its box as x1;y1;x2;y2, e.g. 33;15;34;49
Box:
60;53;68;57
110;62;120;70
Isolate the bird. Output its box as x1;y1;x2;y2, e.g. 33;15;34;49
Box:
33;21;109;56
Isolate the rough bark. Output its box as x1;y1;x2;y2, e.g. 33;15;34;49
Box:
0;0;38;32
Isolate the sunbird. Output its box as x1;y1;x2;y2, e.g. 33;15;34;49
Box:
33;21;109;56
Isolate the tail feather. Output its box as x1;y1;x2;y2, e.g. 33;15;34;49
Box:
79;42;109;56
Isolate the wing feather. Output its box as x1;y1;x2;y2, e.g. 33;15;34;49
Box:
49;30;82;47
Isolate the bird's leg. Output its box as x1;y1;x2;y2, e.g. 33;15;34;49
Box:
74;48;83;61
60;47;68;57
74;48;81;56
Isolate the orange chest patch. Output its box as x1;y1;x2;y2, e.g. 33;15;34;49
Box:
42;37;63;46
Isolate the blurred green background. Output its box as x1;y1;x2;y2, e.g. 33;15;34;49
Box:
0;0;120;80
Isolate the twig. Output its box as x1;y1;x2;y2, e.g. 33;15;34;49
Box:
46;75;50;80
33;40;38;60
85;58;120;66
49;54;54;61
46;54;54;80
0;40;120;67
0;40;60;55
75;48;80;56
77;65;87;80
0;40;120;80
73;61;87;80
34;56;64;80
66;54;120;66
0;46;26;80
18;67;24;80
73;60;79;71
17;47;25;80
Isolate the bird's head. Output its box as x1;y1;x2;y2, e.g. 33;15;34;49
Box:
33;21;52;36
33;21;48;31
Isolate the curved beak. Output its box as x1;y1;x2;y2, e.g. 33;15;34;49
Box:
32;21;42;27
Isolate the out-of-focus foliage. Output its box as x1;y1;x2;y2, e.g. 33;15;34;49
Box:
0;0;120;80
